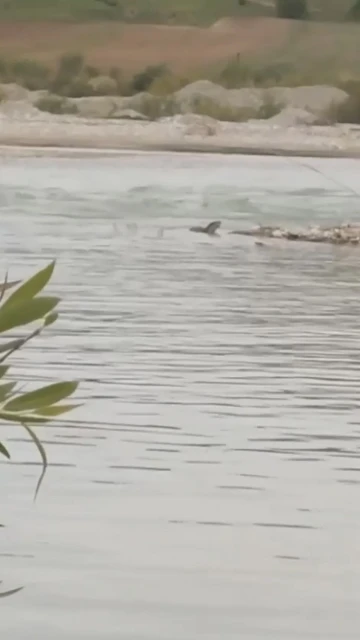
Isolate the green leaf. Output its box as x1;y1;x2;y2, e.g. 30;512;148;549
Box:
0;406;80;425
0;411;49;424
44;311;58;327
0;296;60;334
3;381;78;412
0;365;9;379
22;423;47;500
2;262;55;310
36;403;82;417
0;441;10;459
0;381;16;401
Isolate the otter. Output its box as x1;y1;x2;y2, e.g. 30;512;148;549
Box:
190;221;221;236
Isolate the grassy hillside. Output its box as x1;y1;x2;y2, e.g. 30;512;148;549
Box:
0;0;356;25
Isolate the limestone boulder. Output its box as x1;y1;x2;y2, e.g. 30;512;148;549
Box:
173;80;263;113
0;99;49;120
267;85;349;116
125;92;156;112
109;108;149;120
172;81;349;121
0;82;30;101
160;114;220;136
266;107;319;127
67;96;128;118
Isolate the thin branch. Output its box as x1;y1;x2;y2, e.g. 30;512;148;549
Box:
21;422;48;501
0;585;23;598
0;326;42;365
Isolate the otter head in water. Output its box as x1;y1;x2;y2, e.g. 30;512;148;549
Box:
189;221;221;236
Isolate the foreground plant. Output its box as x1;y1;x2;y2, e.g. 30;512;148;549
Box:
0;260;80;597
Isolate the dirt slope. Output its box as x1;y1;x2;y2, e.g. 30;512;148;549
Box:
0;18;359;75
0;18;293;71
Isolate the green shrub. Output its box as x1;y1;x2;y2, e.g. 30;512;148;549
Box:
215;57;296;89
188;96;257;122
59;77;94;97
131;64;168;93
0;58;10;82
189;96;244;121
347;0;360;20
257;93;284;119
217;59;258;88
136;94;177;119
85;64;101;78
275;0;309;19
251;63;296;87
10;59;50;91
149;73;190;96
89;74;118;95
109;66;122;83
51;53;85;94
57;53;84;77
108;66;132;95
35;94;78;114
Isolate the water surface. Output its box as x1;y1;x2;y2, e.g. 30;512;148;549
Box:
1;150;360;639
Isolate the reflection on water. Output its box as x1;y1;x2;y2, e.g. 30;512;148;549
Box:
1;151;360;638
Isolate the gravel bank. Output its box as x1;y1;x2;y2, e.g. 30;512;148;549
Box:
1;110;360;158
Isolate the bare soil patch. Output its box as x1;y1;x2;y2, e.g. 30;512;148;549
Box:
0;18;292;72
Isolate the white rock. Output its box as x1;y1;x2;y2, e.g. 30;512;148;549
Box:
68;96;128;118
173;80;263;113
267;85;348;115
166;113;219;135
0;82;30;101
110;108;149;120
173;81;349;121
0;99;51;120
267;107;319;127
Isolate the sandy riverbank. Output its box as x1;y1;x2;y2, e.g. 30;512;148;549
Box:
1;112;360;158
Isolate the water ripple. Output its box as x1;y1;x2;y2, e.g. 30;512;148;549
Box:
1;151;360;639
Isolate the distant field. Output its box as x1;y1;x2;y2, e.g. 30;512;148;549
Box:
0;18;292;72
0;0;356;25
0;18;360;80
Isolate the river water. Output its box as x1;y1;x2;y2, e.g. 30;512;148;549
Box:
1;150;360;639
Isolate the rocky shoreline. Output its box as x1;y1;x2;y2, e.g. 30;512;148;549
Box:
0;81;360;157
